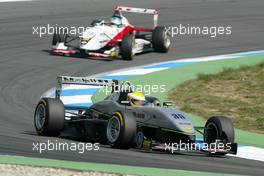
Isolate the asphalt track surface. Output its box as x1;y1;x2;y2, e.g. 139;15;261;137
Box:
0;0;264;175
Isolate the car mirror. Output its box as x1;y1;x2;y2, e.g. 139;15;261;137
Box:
163;101;173;107
121;100;130;105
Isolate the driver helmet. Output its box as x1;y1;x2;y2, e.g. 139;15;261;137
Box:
111;16;122;26
127;91;146;107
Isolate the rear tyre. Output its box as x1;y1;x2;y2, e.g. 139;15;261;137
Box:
52;28;68;46
204;116;234;155
106;112;136;148
152;26;171;52
34;98;65;136
121;34;134;60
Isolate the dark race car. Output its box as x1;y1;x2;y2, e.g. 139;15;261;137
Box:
34;76;237;155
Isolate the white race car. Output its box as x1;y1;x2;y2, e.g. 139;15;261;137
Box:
51;6;171;60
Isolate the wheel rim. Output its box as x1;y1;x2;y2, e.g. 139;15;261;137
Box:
131;40;136;56
164;32;171;48
135;131;144;148
206;122;219;143
107;116;121;143
35;103;46;130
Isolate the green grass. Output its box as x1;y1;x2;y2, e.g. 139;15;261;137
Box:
92;55;264;147
0;155;229;176
168;62;264;134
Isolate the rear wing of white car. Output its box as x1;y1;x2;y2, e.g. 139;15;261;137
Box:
55;76;118;99
114;6;159;28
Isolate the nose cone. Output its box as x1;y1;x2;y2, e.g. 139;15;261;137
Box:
80;26;119;51
159;108;195;135
80;27;100;50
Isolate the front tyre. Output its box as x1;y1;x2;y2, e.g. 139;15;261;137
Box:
34;98;65;136
204;116;234;155
52;28;68;46
120;34;135;60
152;26;171;52
106;112;136;148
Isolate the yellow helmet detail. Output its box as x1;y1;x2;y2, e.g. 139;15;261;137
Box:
128;92;146;106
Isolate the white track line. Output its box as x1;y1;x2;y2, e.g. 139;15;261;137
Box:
229;146;264;162
63;85;103;90
108;68;168;76
0;0;33;2
60;95;92;105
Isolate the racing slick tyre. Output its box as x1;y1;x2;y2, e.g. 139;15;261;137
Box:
34;98;65;137
121;34;135;60
52;28;68;46
152;26;171;53
204;116;234;155
106;112;136;149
